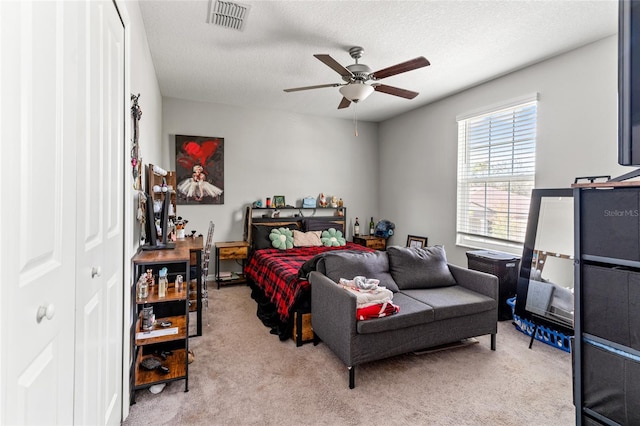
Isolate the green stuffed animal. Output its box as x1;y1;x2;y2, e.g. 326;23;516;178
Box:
321;228;346;247
269;227;294;250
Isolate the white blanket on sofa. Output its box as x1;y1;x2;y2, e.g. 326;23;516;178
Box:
339;276;393;308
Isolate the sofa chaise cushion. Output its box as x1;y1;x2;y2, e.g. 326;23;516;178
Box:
356;292;435;334
402;286;497;321
387;245;457;290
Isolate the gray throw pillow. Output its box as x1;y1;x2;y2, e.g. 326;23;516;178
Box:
387;245;457;289
322;250;399;292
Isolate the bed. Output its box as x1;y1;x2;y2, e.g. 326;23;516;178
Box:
242;206;373;344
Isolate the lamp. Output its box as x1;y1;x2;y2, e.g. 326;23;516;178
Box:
339;82;374;103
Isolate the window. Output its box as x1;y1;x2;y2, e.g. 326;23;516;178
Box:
456;95;538;249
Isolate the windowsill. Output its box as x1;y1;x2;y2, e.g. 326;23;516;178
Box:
456;235;523;256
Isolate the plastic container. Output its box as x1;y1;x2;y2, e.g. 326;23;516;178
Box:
507;297;572;352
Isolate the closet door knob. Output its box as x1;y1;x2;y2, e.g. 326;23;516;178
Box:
36;303;56;323
91;266;102;278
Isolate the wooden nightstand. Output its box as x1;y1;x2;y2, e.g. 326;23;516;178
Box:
215;241;249;289
352;235;387;250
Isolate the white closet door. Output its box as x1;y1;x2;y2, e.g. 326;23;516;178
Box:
74;1;125;425
0;2;77;424
0;1;125;424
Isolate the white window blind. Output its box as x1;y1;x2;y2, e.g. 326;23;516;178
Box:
456;99;537;248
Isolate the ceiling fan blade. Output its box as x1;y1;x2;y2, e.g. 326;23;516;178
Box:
337;97;351;109
373;84;419;99
283;83;341;93
314;54;353;78
371;57;430;80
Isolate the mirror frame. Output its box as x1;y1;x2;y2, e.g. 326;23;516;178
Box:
514;188;574;335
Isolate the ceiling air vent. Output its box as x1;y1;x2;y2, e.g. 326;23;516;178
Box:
207;0;251;31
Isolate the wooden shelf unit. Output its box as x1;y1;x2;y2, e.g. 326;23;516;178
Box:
135;313;187;346
134;347;188;388
130;247;190;403
136;282;187;305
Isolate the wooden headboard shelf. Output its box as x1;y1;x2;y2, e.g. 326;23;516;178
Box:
243;205;347;247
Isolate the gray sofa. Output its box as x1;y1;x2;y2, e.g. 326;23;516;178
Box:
309;245;499;388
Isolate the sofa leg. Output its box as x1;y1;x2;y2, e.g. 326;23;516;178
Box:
491;333;496;351
313;332;321;346
348;366;355;389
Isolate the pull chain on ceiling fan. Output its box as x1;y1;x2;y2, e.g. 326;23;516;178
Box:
284;46;430;110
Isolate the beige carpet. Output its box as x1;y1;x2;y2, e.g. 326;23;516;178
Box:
124;284;575;426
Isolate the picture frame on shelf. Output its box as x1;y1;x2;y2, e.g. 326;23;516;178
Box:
273;195;286;208
407;235;428;249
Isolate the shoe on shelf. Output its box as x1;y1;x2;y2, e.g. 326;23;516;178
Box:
149;383;166;394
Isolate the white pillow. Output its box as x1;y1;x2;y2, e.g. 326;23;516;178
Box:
292;230;323;247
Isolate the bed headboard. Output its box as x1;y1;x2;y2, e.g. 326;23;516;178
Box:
243;205;346;251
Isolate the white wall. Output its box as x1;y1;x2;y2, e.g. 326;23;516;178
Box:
162;98;379;255
379;35;625;267
127;0;164;251
120;0;163;419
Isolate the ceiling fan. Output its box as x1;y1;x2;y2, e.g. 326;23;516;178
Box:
283;46;430;109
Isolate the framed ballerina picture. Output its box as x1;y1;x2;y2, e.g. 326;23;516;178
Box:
175;135;224;205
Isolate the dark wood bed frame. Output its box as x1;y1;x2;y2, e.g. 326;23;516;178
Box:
242;205;348;346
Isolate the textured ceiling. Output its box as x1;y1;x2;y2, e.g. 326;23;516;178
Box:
139;0;618;122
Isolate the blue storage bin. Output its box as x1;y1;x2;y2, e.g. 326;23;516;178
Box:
506;297;571;353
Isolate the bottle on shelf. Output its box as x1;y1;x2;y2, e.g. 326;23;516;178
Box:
141;304;154;331
354;217;360;236
369;217;375;236
137;273;149;300
176;274;184;293
158;267;168;298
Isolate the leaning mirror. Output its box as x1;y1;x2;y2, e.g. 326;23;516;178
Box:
515;188;574;334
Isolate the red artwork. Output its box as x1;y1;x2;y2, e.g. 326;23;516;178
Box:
175;135;224;205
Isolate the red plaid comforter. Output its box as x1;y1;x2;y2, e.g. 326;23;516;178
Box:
244;242;371;323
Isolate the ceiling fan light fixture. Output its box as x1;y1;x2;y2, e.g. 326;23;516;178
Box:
339;83;374;103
